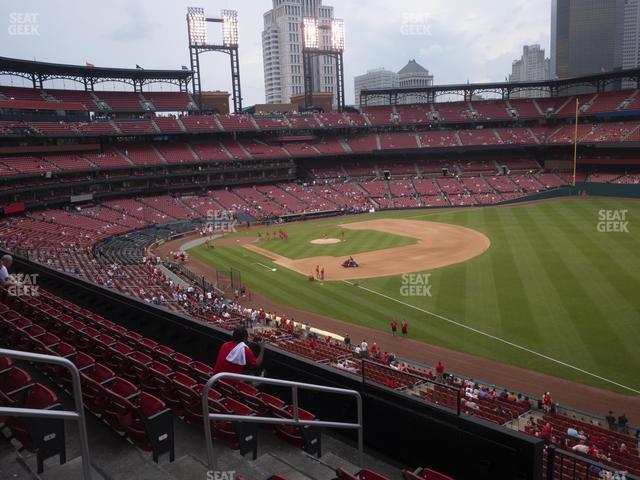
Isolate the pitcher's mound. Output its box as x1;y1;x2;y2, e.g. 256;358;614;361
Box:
310;238;341;245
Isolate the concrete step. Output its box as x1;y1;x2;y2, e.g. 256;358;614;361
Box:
320;434;404;480
253;453;313;480
319;451;359;473
160;454;209;479
268;449;336;480
0;440;33;480
38;456;104;480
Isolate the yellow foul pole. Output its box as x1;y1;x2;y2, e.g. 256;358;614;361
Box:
572;98;579;186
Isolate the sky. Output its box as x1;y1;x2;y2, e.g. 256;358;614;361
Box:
0;0;551;106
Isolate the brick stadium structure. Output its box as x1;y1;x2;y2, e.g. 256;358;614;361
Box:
1;57;640;480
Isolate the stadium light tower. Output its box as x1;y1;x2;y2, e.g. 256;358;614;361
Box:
187;7;242;113
301;17;345;111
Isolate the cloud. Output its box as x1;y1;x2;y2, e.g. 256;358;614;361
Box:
0;0;552;106
102;3;155;42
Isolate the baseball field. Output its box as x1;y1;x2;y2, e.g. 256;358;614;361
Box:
188;197;640;394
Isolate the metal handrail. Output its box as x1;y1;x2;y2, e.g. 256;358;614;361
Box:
0;348;92;480
202;372;363;471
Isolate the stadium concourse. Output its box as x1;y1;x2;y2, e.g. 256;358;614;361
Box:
1;57;640;479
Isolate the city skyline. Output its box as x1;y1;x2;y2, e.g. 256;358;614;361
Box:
2;0;551;106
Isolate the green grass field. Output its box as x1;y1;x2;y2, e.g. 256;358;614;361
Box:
254;227;416;259
189;198;640;394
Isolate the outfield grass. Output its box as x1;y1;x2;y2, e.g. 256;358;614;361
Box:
189;198;640;394
254;227;416;259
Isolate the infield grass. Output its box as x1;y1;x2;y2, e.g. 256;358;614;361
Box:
189;198;640;394
254;227;416;259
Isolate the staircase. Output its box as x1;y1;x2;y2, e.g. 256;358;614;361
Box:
338;138;352;153
150;144;168;164
185;143;201;162
2;360;404;480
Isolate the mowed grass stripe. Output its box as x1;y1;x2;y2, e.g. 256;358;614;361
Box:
483;207;542;344
501;207;583;363
433;209;469;325
522;204;637;380
463;207;502;333
553;201;640;317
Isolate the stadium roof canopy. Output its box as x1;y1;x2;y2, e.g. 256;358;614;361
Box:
360;67;640;104
0;56;194;91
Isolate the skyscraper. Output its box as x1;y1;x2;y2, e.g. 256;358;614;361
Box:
550;0;624;80
354;68;399;106
509;45;550;98
262;0;339;105
624;0;640;71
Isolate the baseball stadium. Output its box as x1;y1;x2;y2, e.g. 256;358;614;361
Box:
0;3;639;480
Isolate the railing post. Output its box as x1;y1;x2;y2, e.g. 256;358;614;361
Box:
292;385;299;422
69;355;92;480
356;390;363;468
0;348;92;480
201;373;363;473
202;375;216;472
546;444;555;480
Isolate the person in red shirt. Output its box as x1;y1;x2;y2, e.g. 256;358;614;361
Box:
213;328;264;377
390;319;398;336
400;320;408;337
386;378;399;389
542;391;553;413
539;423;552;442
435;361;445;381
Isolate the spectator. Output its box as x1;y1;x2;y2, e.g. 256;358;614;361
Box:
435;361;445;381
606;411;617;431
542;392;553;413
212;327;264;377
572;440;590;454
0;254;14;285
618;413;629;434
343;333;351;346
464;399;480;411
539;423;552;442
567;427;587;440
390;319;398;336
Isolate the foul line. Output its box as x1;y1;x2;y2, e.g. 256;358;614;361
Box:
342;280;640;394
254;262;274;271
